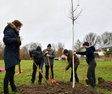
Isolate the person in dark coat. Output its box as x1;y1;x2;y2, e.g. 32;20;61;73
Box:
43;44;55;81
63;49;80;83
74;42;96;88
29;46;44;84
3;20;23;94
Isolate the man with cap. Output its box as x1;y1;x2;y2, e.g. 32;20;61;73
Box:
29;46;44;84
74;42;96;88
63;49;80;83
43;44;55;82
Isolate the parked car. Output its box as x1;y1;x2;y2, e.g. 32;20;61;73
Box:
61;55;67;60
54;57;61;60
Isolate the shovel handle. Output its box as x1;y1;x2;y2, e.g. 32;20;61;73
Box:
33;59;48;84
47;57;53;79
18;46;22;73
18;64;21;73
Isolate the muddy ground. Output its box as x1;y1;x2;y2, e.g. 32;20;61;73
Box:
97;77;112;92
19;82;103;94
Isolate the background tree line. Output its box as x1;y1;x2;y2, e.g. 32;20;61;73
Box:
74;32;112;51
0;31;112;60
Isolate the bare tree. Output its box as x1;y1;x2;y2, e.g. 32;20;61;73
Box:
57;42;64;49
73;39;82;51
20;42;41;60
69;0;82;50
56;42;64;57
20;45;30;60
0;41;4;59
84;32;101;46
28;42;41;49
101;32;112;44
52;43;57;51
69;0;82;88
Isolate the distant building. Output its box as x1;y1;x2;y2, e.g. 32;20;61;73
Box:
98;40;112;56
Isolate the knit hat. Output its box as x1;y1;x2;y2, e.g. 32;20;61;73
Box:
36;46;41;51
47;44;51;47
83;42;89;46
63;49;69;54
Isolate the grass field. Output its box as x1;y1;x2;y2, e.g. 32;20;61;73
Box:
0;60;112;94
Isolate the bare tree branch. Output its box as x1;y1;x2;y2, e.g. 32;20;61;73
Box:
69;0;82;22
101;32;112;44
84;32;101;46
74;9;82;21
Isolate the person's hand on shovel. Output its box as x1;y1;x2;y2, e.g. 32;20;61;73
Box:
73;51;76;55
45;51;48;55
39;69;42;73
46;54;50;57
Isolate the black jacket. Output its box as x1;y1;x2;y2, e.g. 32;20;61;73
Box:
29;49;44;69
76;46;95;64
3;23;21;69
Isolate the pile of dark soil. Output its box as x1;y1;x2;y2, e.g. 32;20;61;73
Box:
97;77;112;92
18;82;103;94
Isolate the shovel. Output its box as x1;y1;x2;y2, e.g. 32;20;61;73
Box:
15;46;23;75
15;64;23;75
47;57;56;83
33;59;48;84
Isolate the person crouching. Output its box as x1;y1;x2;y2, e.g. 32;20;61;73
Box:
63;49;80;83
29;46;44;84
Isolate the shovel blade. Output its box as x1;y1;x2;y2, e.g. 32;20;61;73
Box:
15;70;23;75
50;79;56;83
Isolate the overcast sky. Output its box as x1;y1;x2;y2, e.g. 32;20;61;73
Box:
0;0;112;49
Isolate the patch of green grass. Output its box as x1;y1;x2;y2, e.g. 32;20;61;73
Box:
95;88;112;94
0;60;112;94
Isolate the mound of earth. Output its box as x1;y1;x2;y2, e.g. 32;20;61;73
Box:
18;82;103;94
97;77;112;92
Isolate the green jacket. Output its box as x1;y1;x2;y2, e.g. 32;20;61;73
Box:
43;49;55;65
66;50;80;70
